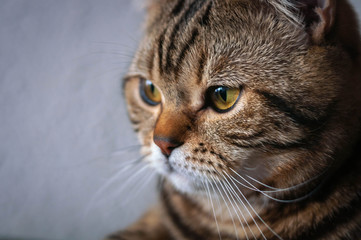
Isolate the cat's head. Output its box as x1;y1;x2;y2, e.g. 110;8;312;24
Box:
123;0;361;196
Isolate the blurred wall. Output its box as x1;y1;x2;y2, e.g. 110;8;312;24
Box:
0;1;153;240
0;1;360;240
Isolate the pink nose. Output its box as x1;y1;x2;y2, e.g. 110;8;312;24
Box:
154;136;182;156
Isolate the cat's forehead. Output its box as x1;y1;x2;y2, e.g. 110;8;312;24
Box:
129;0;308;96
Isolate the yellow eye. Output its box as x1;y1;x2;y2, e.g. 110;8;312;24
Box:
140;79;161;105
211;86;241;112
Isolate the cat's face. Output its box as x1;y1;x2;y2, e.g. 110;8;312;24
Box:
124;0;360;196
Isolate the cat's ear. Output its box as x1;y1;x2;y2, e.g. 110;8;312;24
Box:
295;0;336;44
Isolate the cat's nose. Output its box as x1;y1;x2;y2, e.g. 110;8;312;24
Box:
153;136;182;157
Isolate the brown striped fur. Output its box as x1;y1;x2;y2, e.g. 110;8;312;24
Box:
107;0;361;239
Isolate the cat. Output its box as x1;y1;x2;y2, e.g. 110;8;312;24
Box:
106;0;361;239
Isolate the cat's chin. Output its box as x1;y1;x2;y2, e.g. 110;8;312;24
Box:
167;172;200;194
166;171;212;195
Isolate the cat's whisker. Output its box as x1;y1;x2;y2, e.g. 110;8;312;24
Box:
113;154;147;170
119;169;150;205
245;175;281;191
117;163;150;195
110;144;142;156
209;180;224;222
231;167;290;193
122;169;156;205
220;173;259;240
208;174;242;240
244;169;328;193
103;163;152;209
224;171;283;240
208;168;252;240
202;179;222;240
113;161;139;172
86;156;147;211
223;177;267;240
112;157;141;169
203;167;246;237
65;146;140;168
133;170;157;196
229;168;323;203
85;161;139;216
229;173;294;203
78;145;141;168
220;168;262;193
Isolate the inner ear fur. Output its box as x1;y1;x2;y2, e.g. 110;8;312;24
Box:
312;0;336;43
297;0;336;44
296;0;361;60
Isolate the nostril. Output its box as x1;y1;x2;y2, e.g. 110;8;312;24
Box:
153;136;182;157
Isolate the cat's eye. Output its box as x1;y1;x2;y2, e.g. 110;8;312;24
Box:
210;86;241;112
140;79;161;106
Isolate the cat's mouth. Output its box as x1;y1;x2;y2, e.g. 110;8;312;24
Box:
164;158;174;173
166;153;224;194
150;142;271;196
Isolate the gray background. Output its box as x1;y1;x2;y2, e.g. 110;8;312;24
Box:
0;1;360;240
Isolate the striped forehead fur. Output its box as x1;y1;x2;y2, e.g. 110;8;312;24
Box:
144;0;306;26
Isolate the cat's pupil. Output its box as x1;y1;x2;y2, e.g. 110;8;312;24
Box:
150;84;155;94
216;87;228;102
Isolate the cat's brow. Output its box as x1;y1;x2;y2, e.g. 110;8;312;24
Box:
207;75;247;88
156;0;212;81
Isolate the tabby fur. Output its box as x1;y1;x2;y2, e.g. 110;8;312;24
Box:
107;0;361;239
